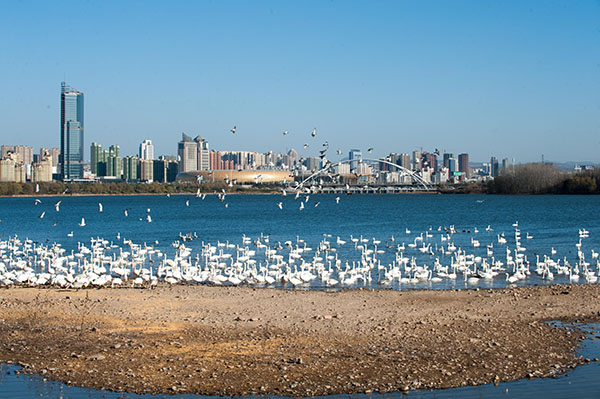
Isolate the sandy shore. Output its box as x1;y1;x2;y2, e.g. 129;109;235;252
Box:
0;284;598;396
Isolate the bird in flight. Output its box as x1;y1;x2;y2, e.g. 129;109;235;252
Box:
79;218;86;227
335;196;340;204
277;202;283;210
336;149;342;155
311;128;317;137
185;199;190;207
123;208;131;217
231;126;236;134
34;199;42;206
367;148;373;153
54;200;62;212
303;143;309;149
39;211;46;219
299;202;305;211
283;130;289;135
98;203;103;213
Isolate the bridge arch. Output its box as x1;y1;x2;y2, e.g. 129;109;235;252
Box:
296;158;433;191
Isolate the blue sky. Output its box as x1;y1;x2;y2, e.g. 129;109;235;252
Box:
0;0;598;163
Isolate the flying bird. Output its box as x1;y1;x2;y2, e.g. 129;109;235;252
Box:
314;201;320;207
367;148;373;153
299;202;304;211
335;196;340;204
311;128;317;137
98;203;103;213
277;202;283;210
185;200;190;207
35;184;39;193
39;211;46;219
79;218;86;227
54;200;62;212
303;143;309;149
231;126;236;134
146;214;152;223
123;208;130;217
283;130;289;135
336;149;342;155
34;199;42;206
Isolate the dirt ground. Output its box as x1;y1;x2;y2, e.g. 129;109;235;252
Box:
0;284;598;396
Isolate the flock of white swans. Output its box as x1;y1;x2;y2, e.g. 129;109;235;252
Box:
0;219;597;289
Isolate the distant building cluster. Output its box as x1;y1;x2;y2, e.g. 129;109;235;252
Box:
0;81;516;185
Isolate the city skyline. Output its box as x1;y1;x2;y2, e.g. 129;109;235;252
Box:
1;1;598;163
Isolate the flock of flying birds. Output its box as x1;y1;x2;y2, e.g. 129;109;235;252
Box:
227;125;374;174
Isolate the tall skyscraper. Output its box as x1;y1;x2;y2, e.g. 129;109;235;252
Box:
140;139;154;160
60;82;84;180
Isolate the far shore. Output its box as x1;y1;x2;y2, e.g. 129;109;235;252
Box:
0;284;597;396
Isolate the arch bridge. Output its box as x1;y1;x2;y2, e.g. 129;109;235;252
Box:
297;158;433;191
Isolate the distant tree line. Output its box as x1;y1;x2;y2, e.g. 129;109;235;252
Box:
0;182;276;196
486;163;600;194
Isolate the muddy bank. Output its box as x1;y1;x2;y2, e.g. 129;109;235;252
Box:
0;284;598;396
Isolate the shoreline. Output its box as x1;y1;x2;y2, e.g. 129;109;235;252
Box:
0;284;598;396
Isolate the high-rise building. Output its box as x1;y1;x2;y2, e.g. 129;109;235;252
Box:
178;133;197;172
490;157;499;177
139;139;154;160
448;158;457;175
349;149;362;172
286;149;299;170
412;151;422;172
502;157;510;174
60;82;84;180
153;157;178;183
458;153;470;179
0;152;26;183
122;156;138;181
40;148;60;167
304;157;321;171
31;152;53;182
107;145;121;178
90;142;103;175
443;153;454;169
138;159;154;182
422;152;438;171
196;137;210;171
